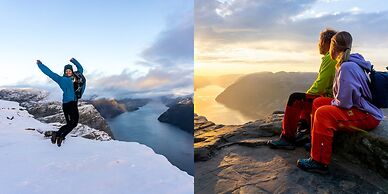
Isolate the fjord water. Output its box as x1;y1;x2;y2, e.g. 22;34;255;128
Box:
194;85;254;125
107;100;194;176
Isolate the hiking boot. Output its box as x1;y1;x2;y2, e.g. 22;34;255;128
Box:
295;120;310;145
268;136;295;150
51;131;57;144
297;157;328;174
295;130;310;145
56;136;64;147
44;131;54;138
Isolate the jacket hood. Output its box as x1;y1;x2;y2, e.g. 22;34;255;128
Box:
348;53;372;71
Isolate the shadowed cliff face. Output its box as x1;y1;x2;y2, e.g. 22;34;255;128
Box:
89;99;126;119
158;96;194;134
215;72;317;119
89;98;150;119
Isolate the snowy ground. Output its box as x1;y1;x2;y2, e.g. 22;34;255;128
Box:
0;100;193;194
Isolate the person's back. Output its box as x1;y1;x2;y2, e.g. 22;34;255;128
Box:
306;52;336;97
332;53;383;120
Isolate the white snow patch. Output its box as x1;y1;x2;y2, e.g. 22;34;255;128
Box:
0;100;193;194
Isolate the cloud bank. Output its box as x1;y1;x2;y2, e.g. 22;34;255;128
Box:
195;0;388;74
88;11;194;98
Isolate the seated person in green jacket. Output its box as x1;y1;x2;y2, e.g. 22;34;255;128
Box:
268;28;337;150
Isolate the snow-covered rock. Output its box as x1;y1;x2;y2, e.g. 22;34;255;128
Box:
0;88;49;103
0;99;193;193
0;88;114;139
47;122;112;141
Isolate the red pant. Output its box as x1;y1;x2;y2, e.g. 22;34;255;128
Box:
281;93;320;139
310;97;380;165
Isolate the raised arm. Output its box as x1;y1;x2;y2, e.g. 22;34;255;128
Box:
36;60;61;83
70;58;83;74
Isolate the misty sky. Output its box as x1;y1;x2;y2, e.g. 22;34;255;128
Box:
195;0;388;76
0;0;193;99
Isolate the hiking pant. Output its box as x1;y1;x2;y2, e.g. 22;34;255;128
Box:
281;92;320;140
57;101;79;138
310;97;380;165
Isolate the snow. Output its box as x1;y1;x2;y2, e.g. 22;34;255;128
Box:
79;103;97;113
0;100;193;194
0;87;49;103
47;122;113;141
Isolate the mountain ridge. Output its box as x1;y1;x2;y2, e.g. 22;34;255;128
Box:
215;72;317;119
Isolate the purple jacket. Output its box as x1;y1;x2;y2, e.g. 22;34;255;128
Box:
332;53;384;120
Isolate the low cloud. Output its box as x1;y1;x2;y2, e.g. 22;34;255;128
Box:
87;67;193;98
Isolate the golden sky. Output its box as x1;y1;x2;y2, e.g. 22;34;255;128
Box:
195;0;388;76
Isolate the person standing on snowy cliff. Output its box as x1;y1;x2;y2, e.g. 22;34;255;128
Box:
37;58;86;147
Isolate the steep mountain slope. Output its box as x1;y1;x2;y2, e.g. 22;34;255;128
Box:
158;97;194;133
216;72;317;118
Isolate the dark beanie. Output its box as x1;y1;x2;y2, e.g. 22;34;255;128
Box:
64;64;73;74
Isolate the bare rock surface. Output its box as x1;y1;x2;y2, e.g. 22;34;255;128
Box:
194;111;388;193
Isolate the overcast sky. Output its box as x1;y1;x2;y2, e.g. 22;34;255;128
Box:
195;0;388;76
0;0;193;99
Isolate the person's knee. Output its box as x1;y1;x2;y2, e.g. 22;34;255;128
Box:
313;97;324;105
315;106;331;118
312;97;330;109
313;106;335;132
287;92;305;106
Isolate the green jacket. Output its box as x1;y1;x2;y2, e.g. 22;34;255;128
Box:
306;52;337;97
